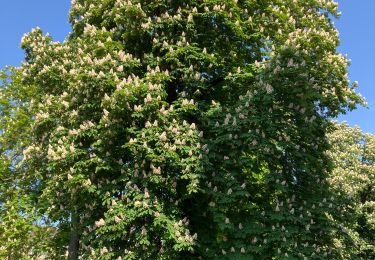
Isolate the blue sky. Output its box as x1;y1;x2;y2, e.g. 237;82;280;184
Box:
0;1;374;133
335;0;375;134
0;1;71;68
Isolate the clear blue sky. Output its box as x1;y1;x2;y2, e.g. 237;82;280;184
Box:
0;1;71;68
0;1;373;133
335;0;375;134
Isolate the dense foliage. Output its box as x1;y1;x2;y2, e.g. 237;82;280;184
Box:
0;0;372;259
327;122;375;259
0;69;56;258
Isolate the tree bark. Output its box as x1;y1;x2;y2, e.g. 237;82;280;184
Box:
68;212;80;260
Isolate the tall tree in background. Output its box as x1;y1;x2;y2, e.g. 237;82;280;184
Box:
0;69;57;259
327;122;375;259
0;0;367;259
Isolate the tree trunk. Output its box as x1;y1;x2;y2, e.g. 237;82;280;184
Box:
68;213;80;260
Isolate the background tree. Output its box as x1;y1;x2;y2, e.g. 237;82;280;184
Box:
0;68;57;259
0;0;367;259
327;122;375;259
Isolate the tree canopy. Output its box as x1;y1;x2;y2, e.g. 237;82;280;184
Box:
327;122;375;259
0;0;372;259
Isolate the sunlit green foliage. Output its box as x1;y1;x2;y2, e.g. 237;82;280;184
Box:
0;0;370;259
327;122;375;259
